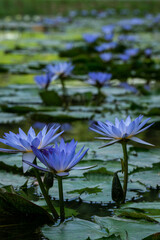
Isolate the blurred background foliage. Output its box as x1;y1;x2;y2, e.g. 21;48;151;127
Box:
0;0;160;16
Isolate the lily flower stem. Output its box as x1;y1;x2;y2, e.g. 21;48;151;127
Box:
60;78;66;98
57;176;65;222
121;141;128;203
34;160;59;220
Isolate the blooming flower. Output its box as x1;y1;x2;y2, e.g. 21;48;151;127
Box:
34;72;53;89
144;48;152;57
118;34;137;42
47;62;74;79
119;54;130;62
102;25;115;34
100;53;113;62
124;48;139;57
0;126;63;172
23;139;94;176
90;115;154;147
120;82;138;94
95;42;117;52
83;33;99;43
104;33;114;41
88;72;112;87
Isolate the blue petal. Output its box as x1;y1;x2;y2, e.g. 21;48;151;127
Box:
31;146;50;168
99;140;120;148
22;152;36;173
22;160;49;172
31;138;40;148
71;165;96;170
56;172;69;177
130;137;154;146
136;123;154;135
0;148;21;153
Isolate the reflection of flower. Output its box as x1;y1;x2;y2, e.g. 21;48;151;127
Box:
0;126;63;172
34;72;53;89
23;139;94;176
90;115;154;147
88;72;112;87
47;62;74;79
83;33;99;43
100;53;113;62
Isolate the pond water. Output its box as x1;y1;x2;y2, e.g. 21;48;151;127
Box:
0;8;160;240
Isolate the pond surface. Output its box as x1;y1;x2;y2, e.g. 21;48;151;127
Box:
0;10;160;240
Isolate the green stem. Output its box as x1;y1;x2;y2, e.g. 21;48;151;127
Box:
34;166;59;220
97;87;102;105
60;78;66;97
57;176;65;222
121;141;128;203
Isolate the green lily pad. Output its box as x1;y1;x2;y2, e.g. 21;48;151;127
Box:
94;216;160;240
42;218;109;240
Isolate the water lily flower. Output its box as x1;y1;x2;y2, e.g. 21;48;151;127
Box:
83;33;99;43
47;62;74;80
100;53;113;62
119;54;130;62
34;72;53;90
118;34;137;42
124;48;139;57
144;48;152;57
120;82;138;94
102;25;115;34
23;139;94;176
90;115;154;147
104;33;114;41
88;72;112;87
0;126;63;172
95;42;117;52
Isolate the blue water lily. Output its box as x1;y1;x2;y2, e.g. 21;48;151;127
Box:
23;139;94;176
119;54;130;62
47;62;74;79
88;72;112;87
34;72;53;89
90;115;154;147
124;48;139;57
100;53;113;62
83;33;99;43
0;126;63;172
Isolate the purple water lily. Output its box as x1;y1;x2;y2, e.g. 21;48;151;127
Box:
88;72;112;87
0;126;63;172
83;33;99;43
23;139;94;176
34;72;53;90
47;62;74;79
100;53;113;62
90;115;154;148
